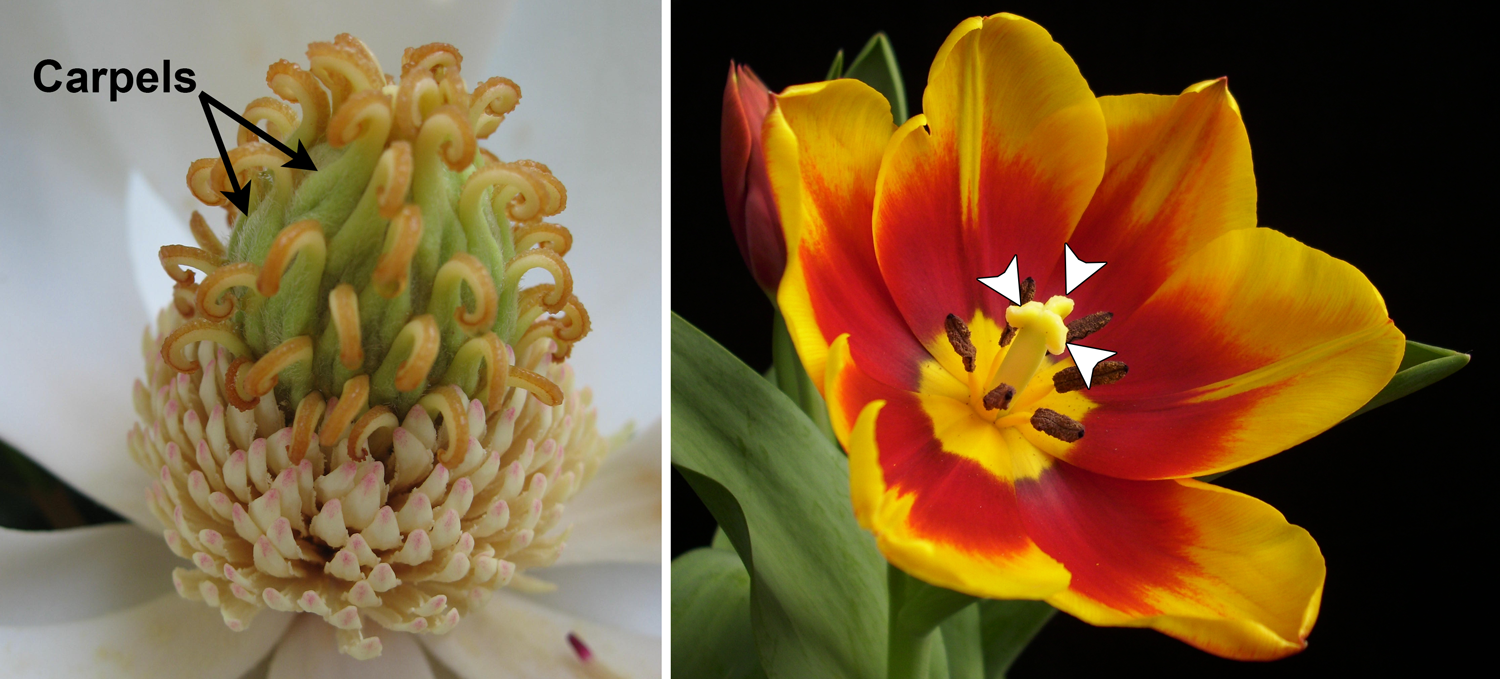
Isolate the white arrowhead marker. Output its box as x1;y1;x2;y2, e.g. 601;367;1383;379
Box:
1066;343;1117;389
977;255;1022;305
1063;244;1105;294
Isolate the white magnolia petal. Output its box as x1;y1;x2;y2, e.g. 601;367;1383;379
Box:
267;614;434;679
484;0;662;432
0;523;178;625
524;562;661;639
0;6;155;529
422;591;661;679
0;592;292;679
557;420;661;566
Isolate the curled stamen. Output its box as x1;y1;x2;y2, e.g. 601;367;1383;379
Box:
345;405;398;461
401;42;463;80
196;262;259;320
512;160;567;218
444;333;508;411
983;383;1016;411
508;365;563;407
470;76;520;138
307;38;384;112
1053;361;1129;394
944;313;976;373
393;71;444;141
370;142;413;218
244;336;313;398
372;205;423;298
417;385;470;466
328;284;363;370
1031;408;1084;443
1066;312;1113;343
172;278;198;319
512;223;573;255
415;104;476;171
161;319;251;373
189;212;225;259
326;89;393;149
438;72;471;114
320;375;370;447
505;249;572;313
517;295;591;360
224;357;258;410
460;163;543;231
236;97;298;148
289;391;326;464
266;60;330;148
1019;277;1036;306
434;252;499;334
392;315;440;392
257;220;326;297
186;158;228;208
159;244;219;283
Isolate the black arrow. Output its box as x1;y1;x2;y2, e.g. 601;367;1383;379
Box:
199;91;317;212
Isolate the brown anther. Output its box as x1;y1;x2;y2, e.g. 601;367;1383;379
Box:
999;322;1017;348
1031;408;1084;442
1066;311;1113;343
1052;361;1129;394
944;313;976;372
983;383;1016;411
1019;277;1036;305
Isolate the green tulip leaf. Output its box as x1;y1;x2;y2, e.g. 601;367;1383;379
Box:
712;525;735;551
672;313;888;679
672;547;766;679
940;604;985;679
845;32;909;124
1345;340;1469;420
826;48;845;80
978;600;1056;678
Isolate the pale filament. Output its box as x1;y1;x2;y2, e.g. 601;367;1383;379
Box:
372;205;423;298
172;279;199;319
326;89;393;149
224;357;258;410
236;97;298;147
161;319;251;373
367;141;413;219
439;72;471;114
328;284;363;370
334;33;382;75
158;244;220;283
433;252;499;334
444;333;508;412
506;249;573;313
307;38;384;112
345;405;398;461
392;315;441;392
401;42;462;81
417;384;470;466
319;375;370;447
476;148;500;166
189;211;225;259
394;72;444;141
507;365;564;407
244;335;314;398
512;222;572;255
469;76;520;138
289;390;326;464
266;60;330;148
196;262;259;320
256;220;326;297
459;163;542;233
415;104;476;171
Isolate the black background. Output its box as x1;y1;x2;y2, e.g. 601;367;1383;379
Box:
672;2;1487;675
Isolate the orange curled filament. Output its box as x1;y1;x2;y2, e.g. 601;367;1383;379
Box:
237;97;298;148
505;249;573;313
507;366;564;408
188;212;225;259
417;385;470;467
172;278;199;319
326;89;393;149
372;205;423;298
393;71;443;141
370;141;412;218
289;390;326;464
187;158;227;207
319;375;369;447
460;163;541;232
445;333;508;412
345;406;398;461
433;252;498;335
401;42;463;80
512;223;572;255
257;220;325;297
307;37;384;112
512;159;568;219
158;244;219;283
196;262;259;320
470;76;520;138
518;295;591;360
267;60;330;148
393;315;441;392
224;357;258;410
415;104;476;171
161;319;251;373
211;142;294;201
244;336;313;398
328;284;363;370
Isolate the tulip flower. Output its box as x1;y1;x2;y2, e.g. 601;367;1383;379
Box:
0;2;661;676
764;13;1404;660
722;62;786;294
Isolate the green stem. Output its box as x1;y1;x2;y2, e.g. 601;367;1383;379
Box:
888;564;978;679
770;306;836;444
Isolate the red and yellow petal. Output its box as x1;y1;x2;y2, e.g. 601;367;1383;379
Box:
766;80;927;392
1032;228;1404;479
1016;465;1324;660
874;13;1107;354
1062;79;1257;321
829;335;1070;600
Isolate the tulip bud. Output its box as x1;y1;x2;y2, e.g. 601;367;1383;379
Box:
721;62;786;294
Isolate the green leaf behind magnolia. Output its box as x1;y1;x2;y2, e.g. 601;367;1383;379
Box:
672;313;888;679
672;547;766;679
845;32;908;124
